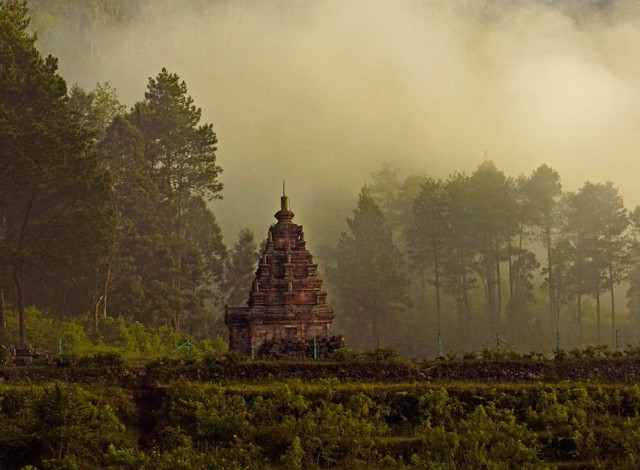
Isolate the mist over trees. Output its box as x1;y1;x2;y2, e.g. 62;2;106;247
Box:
4;0;640;357
328;161;638;356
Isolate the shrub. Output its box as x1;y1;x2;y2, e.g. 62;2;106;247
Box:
59;321;92;355
364;346;400;362
462;351;477;361
446;350;459;361
330;347;363;363
554;349;567;361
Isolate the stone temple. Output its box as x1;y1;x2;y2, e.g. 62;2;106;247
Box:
224;194;336;356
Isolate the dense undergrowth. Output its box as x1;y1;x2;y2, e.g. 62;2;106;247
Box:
3;379;640;468
5;351;640;468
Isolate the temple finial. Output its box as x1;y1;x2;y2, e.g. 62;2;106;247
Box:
280;181;290;212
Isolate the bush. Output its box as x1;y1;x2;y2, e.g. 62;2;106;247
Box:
462;351;477;361
364;346;400;362
554;349;568;361
198;336;228;357
223;349;247;365
330;347;363;363
59;321;92;355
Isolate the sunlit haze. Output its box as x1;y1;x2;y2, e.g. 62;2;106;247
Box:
32;0;640;245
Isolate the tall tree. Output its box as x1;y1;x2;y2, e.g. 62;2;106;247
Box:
438;173;477;345
468;161;519;336
129;68;225;332
94;115;170;325
223;228;259;307
330;187;409;349
626;207;640;339
519;164;563;333
408;178;448;337
0;0;112;345
565;182;628;344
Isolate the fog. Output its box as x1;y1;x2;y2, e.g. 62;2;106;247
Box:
32;0;640;247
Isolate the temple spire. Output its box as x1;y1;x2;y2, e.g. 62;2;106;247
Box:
280;181;290;213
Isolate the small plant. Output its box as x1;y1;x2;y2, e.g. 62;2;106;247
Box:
330;347;363;363
504;349;522;360
624;344;640;357
570;348;583;359
0;347;10;365
596;344;610;357
364;346;400;362
553;348;567;361
446;350;459;361
528;351;545;361
463;351;477;361
584;345;597;358
481;347;494;360
223;349;247;365
54;352;79;368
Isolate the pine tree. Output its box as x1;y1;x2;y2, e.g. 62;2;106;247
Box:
408;178;448;336
565;182;629;344
128;68;225;332
223;228;259;307
0;0;112;345
330;187;409;349
520;164;563;334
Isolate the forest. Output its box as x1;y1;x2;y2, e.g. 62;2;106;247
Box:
7;1;640;469
2;0;640;359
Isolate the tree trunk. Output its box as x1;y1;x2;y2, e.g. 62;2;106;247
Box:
546;224;556;334
93;295;105;345
372;308;379;348
495;240;502;335
462;273;471;330
456;293;465;345
434;248;441;335
103;259;112;318
0;287;5;344
14;197;33;347
596;292;601;344
92;267;100;344
13;261;26;346
577;294;583;339
507;239;514;338
609;261;615;346
174;190;183;332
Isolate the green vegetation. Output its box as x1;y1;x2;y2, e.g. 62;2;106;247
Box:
1;307;227;359
4;371;640;468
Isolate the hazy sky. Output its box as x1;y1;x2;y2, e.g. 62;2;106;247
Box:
34;0;640;247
